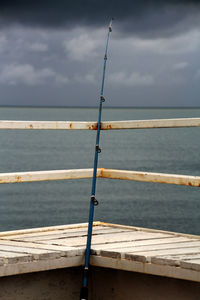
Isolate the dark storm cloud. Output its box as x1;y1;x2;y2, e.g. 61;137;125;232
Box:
0;1;200;36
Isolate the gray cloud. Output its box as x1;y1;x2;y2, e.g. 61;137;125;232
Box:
0;1;200;37
0;4;200;107
29;42;48;52
0;25;199;107
109;71;155;86
63;32;101;61
0;63;69;86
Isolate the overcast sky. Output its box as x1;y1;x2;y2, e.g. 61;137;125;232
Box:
0;1;200;107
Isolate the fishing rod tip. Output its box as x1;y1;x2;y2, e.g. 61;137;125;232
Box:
109;18;114;32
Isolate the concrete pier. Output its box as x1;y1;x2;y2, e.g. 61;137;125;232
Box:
0;222;199;299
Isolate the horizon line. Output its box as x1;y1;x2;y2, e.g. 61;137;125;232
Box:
0;105;200;109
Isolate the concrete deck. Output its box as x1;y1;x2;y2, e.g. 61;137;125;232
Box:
0;222;199;282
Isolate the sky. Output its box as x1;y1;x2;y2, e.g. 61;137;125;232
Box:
0;1;200;107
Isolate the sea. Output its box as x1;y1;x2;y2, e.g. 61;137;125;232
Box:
0;107;199;235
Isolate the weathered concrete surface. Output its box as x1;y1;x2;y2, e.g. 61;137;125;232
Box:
0;267;82;300
0;266;199;300
91;267;200;300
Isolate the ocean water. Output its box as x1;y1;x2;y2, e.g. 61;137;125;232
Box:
0;107;199;235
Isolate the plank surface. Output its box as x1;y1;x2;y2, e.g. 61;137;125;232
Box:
91;237;197;251
0;245;61;260
160;254;200;261
5;226;131;241
112;241;200;253
0;240;84;254
0;222;91;237
125;247;200;260
0;251;32;264
181;260;200;271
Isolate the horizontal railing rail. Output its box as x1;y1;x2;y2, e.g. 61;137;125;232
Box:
0;168;199;187
101;169;200;187
0;169;99;183
0;118;200;130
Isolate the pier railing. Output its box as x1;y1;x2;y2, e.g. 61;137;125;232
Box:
0;118;199;187
0;118;199;130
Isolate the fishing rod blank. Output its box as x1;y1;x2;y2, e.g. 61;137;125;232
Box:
80;19;113;300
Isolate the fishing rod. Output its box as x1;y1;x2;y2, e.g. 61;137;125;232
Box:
80;19;113;300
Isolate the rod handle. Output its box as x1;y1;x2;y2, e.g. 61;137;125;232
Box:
80;286;88;300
